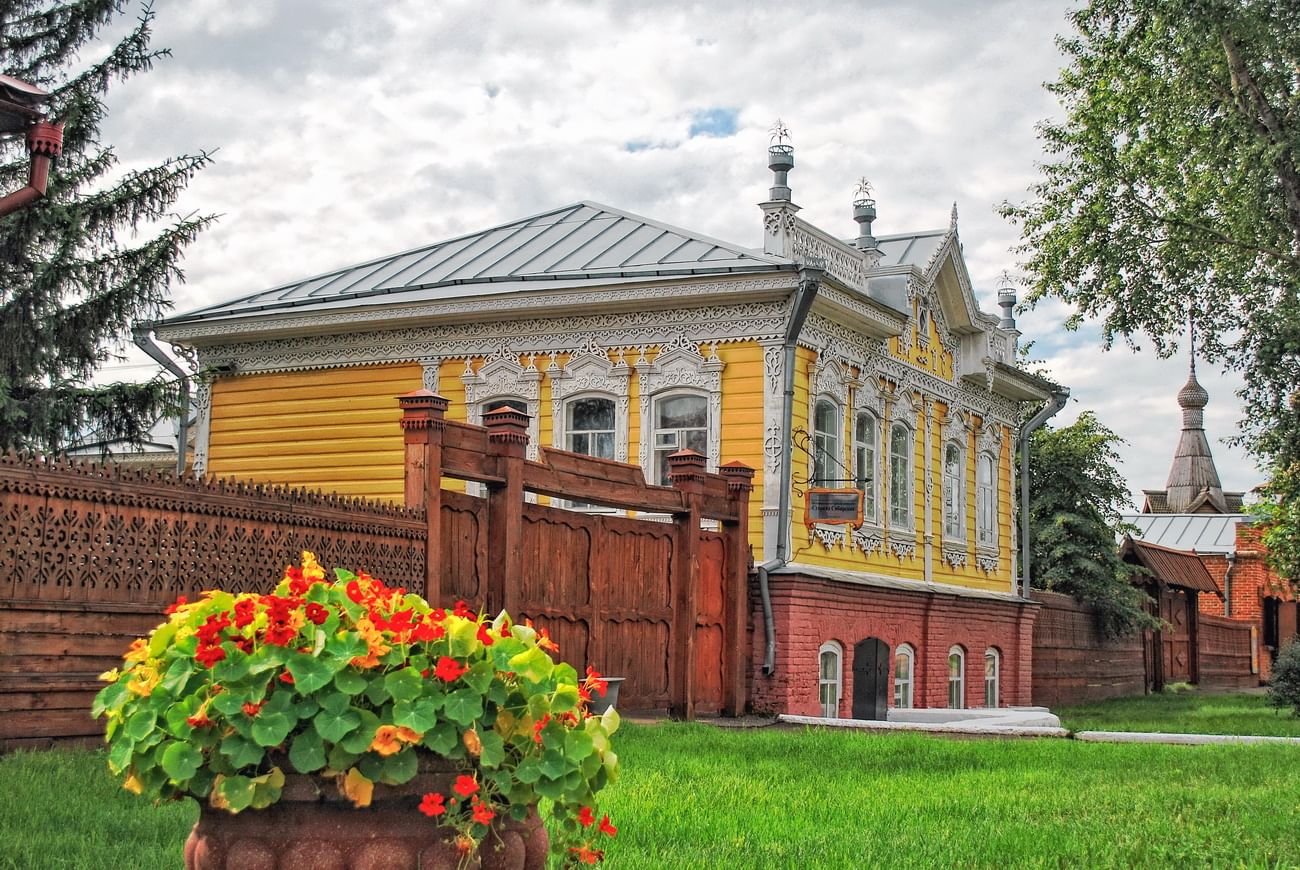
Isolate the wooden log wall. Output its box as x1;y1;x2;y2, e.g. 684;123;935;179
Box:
1030;590;1147;707
1197;613;1257;689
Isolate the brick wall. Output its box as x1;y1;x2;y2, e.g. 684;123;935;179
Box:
749;573;1037;716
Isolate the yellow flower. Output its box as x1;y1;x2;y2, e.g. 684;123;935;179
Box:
127;664;160;697
123;773;143;795
123;638;150;664
301;550;326;582
98;668;120;683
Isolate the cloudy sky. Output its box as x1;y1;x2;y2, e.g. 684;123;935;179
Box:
94;0;1261;508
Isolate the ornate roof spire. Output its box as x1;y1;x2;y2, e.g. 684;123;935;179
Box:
1164;338;1226;513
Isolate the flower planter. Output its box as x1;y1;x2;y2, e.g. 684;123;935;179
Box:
184;759;547;870
587;677;624;715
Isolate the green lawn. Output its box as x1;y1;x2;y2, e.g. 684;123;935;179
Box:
1056;691;1300;737
3;724;1300;868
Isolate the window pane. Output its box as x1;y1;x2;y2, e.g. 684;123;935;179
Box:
570;397;615;431
657;394;706;429
815;400;837;433
594;432;615;459
949;653;961;679
483;398;527;415
571;433;590;455
820;650;836;680
683;429;707;455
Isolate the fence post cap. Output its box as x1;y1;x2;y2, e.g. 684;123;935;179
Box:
484;405;530;445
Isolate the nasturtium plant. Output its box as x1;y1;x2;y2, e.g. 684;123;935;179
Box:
94;552;620;863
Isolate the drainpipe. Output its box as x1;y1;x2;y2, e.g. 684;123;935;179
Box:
1222;552;1236;617
0;120;62;218
757;264;823;675
132;326;191;477
1018;388;1069;598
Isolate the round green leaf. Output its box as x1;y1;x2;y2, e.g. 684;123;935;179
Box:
250;712;295;748
161;741;202;781
392;697;440;734
286;653;334;695
314;704;362;743
288;729;326;773
443;688;484;726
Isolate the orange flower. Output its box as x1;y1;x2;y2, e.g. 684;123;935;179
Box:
370;724;422;756
123;638;150;664
598;815;617;837
568;846;604;864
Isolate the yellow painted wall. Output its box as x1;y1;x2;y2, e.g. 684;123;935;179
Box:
712;341;766;556
207;363;421;502
887;300;954;381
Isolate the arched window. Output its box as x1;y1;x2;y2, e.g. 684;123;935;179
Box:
889;422;913;528
854;412;878;524
893;643;914;709
813;399;841;487
943;442;964;539
566;396;616;460
818;641;843;718
985;648;1001;708
976;452;997;547
948;646;966;709
652;393;708;485
481;397;527;417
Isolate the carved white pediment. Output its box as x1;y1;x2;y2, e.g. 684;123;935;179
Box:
463;353;542;459
551;344;631;463
636;338;725;474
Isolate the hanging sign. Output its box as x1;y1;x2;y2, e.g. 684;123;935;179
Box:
804;488;864;528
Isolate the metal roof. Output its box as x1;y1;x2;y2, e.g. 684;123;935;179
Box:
1123;512;1245;554
1121;536;1222;594
871;229;947;269
165;201;791;326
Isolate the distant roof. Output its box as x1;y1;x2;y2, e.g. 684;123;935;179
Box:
1143;488;1244;514
164;201;791;327
1123;512;1245;554
1121;536;1222;595
871;229;947;269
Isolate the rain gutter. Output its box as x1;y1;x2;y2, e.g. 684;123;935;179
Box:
132;326;191;477
757;264;823;675
1018;388;1070;597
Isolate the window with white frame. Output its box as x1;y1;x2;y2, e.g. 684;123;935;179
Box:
854;412;878;524
481;397;528;418
889;422;913;528
813;399;841;486
652;392;708;486
943;442;964;539
984;648;1001;708
566;396;616;460
893;643;914;709
818;641;843;718
976;452;997;547
948;646;966;709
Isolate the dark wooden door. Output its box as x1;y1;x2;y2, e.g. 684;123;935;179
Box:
1159;588;1194;684
851;638;890;720
692;533;727;715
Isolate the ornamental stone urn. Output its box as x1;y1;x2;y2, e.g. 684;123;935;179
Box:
183;758;547;870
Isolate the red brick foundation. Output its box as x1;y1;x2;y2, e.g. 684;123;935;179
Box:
750;572;1038;716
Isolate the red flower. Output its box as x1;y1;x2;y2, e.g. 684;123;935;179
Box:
418;792;446;817
430;608;446;621
411;620;444;643
452;775;479;798
233;637;255;654
164;595;188;615
195;643;226;668
471;796;495;825
577;806;596;828
304;603;329;625
584;666;609;698
185;713;213;728
533;714;551;745
568;846;604;864
598;815;617;837
453;600;473;619
345;580;365;604
233;598;256;628
433;656;467;682
263;622;298;647
196;613;231;643
242;701;264;717
476;623;495;647
279;671;295;685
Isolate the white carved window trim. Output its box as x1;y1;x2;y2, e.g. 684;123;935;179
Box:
976;450;998;550
984;647;1001;709
549;345;631;464
893;643;914;709
818;640;843;719
888;420;914;531
948;645;966;709
636;340;723;479
555;392;622;513
647;388;710;487
942;440;965;542
812;396;842;487
462;352;541;459
853;411;880;527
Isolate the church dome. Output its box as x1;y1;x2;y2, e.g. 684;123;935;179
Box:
1178;371;1209;410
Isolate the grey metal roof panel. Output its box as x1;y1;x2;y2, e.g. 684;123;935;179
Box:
165;201;789;326
868;229;947;269
1123;513;1244;554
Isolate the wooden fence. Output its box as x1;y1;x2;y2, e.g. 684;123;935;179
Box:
0;452;427;749
1197;613;1257;690
1;392;753;747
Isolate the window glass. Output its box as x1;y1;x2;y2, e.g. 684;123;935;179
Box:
567;397;616;459
854;413;878;523
482;397;527;416
889;423;912;528
977;453;997;547
984;649;1000;708
893;644;914;709
818;643;842;719
813;399;841;486
653;393;708;485
948;647;965;709
943;443;963;538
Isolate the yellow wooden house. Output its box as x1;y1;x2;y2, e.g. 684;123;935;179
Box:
155;141;1060;716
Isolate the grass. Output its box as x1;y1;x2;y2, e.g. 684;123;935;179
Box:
1055;690;1300;737
4;724;1300;869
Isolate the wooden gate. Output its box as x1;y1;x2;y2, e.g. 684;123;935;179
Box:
1159;587;1195;684
851;637;890;720
692;533;727;715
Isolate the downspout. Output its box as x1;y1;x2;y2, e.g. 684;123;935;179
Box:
1018;388;1069;598
0;120;62;218
1222;552;1236;617
757;264;823;675
132;326;191;477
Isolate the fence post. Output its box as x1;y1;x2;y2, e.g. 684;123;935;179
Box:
397;389;448;603
668;449;707;721
719;461;755;717
484;406;529;617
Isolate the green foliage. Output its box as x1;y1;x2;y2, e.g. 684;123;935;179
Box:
1267;638;1300;716
1026;412;1158;637
0;0;214;452
93;553;620;861
1002;0;1300;587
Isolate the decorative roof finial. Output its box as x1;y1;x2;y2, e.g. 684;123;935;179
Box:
766;119;795;202
852;177;879;254
949;201;959;231
1188;314;1197;377
996;270;1018;331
